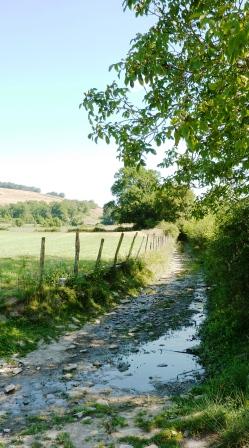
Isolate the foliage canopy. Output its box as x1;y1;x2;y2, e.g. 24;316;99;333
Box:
83;0;249;199
106;166;194;228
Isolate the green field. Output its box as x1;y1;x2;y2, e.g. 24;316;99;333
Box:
0;230;146;302
0;230;145;259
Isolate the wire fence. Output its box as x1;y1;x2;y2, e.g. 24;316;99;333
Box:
0;230;170;305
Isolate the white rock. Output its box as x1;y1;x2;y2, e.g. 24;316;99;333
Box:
109;344;119;350
4;384;16;394
11;367;22;376
118;445;133;448
63;363;77;372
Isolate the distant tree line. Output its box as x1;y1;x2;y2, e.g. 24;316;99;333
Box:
46;192;65;198
0;182;41;193
0;200;97;227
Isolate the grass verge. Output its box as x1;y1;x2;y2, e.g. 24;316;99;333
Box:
138;244;249;447
0;242;175;359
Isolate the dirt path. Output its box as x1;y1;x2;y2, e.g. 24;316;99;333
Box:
0;249;208;447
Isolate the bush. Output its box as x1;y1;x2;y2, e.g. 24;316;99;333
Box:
205;200;249;332
156;221;179;239
199;200;249;393
180;215;216;248
15;218;24;227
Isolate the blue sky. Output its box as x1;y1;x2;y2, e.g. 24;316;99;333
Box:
0;1;160;204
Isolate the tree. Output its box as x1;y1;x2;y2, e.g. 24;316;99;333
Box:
155;181;195;222
110;166;160;227
102;201;117;225
82;1;249;202
108;166;194;228
47;192;66;198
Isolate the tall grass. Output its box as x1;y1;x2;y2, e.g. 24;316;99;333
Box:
158;202;249;447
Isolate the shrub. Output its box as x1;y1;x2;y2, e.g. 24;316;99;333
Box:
206;200;249;322
15;218;24;227
156;221;179;239
180;215;216;248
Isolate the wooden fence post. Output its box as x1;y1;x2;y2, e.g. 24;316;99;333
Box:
127;232;138;259
144;234;149;253
74;230;80;275
39;237;46;286
150;236;153;251
95;238;105;270
113;232;124;266
136;236;145;259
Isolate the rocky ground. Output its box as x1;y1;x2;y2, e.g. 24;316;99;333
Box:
0;249;210;448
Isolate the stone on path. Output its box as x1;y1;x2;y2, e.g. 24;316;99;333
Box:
118;445;134;448
66;344;77;350
12;367;23;376
63;363;77;372
93;361;102;368
109;344;119;350
4;384;17;394
182;439;210;448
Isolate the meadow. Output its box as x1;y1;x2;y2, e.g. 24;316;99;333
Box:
0;230;146;304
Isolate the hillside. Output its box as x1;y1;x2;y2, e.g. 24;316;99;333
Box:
0;188;102;225
0;188;62;205
83;206;103;225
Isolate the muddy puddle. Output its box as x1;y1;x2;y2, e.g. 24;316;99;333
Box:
87;283;206;395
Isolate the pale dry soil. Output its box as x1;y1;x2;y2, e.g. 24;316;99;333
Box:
0;250;210;448
0;188;62;205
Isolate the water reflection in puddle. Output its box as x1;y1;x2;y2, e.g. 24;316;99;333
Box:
93;284;206;394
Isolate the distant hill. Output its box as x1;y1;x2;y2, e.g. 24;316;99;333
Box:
83;207;103;225
0;188;102;226
0;188;62;205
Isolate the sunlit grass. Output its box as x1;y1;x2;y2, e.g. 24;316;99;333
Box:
0;230;147;303
0;230;144;259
